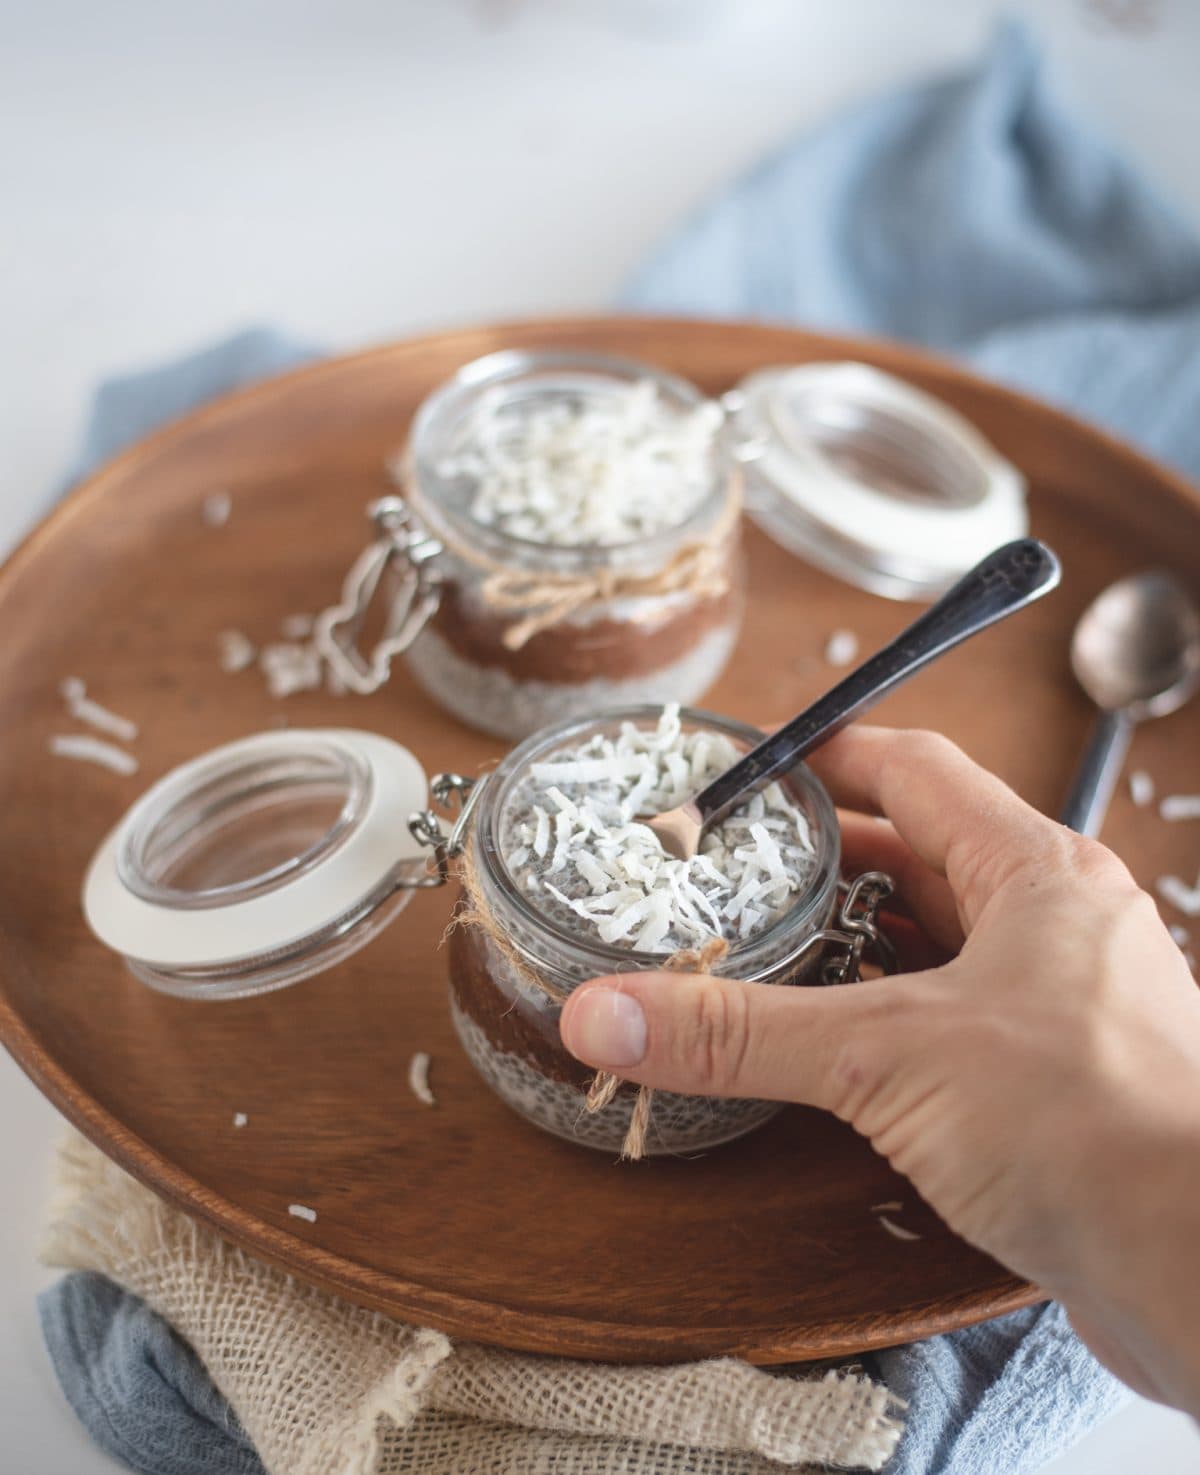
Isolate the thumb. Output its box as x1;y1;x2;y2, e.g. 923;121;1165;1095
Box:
559;969;919;1111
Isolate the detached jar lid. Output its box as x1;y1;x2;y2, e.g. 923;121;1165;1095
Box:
83;729;435;1000
725;362;1027;601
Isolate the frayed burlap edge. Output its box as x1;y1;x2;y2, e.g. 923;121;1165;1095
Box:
41;1132;905;1474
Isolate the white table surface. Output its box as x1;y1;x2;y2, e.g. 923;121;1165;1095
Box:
2;2;1199;1470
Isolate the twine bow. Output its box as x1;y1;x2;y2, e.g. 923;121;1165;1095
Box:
451;842;730;1160
401;455;742;651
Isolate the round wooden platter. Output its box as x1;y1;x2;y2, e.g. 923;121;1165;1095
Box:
1;318;1198;1366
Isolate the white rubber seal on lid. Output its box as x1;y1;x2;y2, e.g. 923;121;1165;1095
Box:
732;362;1028;598
83;728;429;972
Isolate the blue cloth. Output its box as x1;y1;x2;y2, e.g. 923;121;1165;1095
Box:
44;19;1198;1474
627;21;1200;482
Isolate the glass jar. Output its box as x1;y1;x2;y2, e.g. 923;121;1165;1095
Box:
82;709;894;1155
316;351;744;740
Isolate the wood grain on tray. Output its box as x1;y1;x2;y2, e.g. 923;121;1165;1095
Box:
0;317;1196;1362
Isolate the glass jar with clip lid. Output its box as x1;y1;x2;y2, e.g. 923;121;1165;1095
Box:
81;706;896;1158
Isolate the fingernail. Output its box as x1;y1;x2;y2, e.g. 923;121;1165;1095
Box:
563;988;647;1068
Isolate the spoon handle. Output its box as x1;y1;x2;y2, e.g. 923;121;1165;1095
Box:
1058;709;1133;838
691;538;1062;832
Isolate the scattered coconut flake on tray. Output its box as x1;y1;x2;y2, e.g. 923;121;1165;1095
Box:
259;641;324;699
202;491;232;527
1169;924;1191;948
824;629;859;668
233;1112;248;1128
1157;871;1200;918
408;1051;435;1108
501;703;817;953
287;1203;317;1224
59;677;138;742
217;629;257;674
47;735;139;776
440;379;722;545
1160;795;1200;822
877;1215;922;1243
280;612;315;640
1129;770;1155;808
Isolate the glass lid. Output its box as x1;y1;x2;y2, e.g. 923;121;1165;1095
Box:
725;361;1028;600
83;729;433;1000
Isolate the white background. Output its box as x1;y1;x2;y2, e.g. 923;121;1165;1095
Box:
2;1;1199;1470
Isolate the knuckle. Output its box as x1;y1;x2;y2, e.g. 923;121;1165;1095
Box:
678;979;752;1096
893;728;961;771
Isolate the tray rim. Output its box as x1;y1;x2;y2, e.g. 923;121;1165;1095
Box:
3;312;1197;1362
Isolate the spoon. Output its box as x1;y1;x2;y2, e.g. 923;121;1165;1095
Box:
646;538;1062;861
1059;571;1200;837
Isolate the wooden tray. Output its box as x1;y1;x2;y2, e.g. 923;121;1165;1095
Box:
1;318;1197;1365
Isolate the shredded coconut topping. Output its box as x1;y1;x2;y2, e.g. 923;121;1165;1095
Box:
287;1203;317;1223
439;379;722;546
502;704;817;953
232;1112;248;1128
259;641;324;699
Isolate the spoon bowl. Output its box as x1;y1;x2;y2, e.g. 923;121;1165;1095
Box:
1060;570;1200;837
1070;571;1200;718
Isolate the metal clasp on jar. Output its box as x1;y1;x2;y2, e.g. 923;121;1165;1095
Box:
403;771;487;888
313;496;444;695
793;871;898;983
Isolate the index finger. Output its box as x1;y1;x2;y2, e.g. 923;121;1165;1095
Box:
805;726;1067;927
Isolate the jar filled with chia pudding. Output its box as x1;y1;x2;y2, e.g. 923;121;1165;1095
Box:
441;703;892;1157
316;351;744;740
81;706;893;1158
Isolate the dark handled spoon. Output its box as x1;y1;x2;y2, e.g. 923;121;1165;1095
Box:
645;538;1062;860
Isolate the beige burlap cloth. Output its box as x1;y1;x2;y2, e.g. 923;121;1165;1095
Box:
42;1133;904;1474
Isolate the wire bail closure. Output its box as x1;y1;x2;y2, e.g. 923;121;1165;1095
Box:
794;871;897;983
314;497;444;696
404;771;484;888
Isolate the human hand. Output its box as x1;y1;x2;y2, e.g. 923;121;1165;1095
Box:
559;726;1200;1413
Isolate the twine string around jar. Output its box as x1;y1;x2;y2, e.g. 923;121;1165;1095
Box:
450;839;730;1161
396;453;743;651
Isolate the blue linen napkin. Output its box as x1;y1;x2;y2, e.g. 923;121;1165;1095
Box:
39;19;1200;1475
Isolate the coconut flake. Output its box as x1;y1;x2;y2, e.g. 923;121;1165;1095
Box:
59;678;138;742
408;1051;435;1107
446;382;722;546
233;1112;248;1128
1157;872;1200;917
878;1215;922;1242
825;629;859;667
260;642;323;698
48;735;138;775
870;1200;903;1213
1129;770;1155;808
1160;794;1200;822
1169;924;1190;948
217;629;257;674
287;1203;317;1224
202;491;232;527
280;612;315;640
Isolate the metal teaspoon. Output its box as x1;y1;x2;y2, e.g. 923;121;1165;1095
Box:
645;538;1062;861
